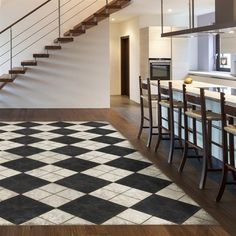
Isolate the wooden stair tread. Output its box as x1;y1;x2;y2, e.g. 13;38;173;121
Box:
21;60;37;66
0;74;15;82
45;45;62;50
9;67;27;74
64;29;85;37
54;37;74;43
33;53;49;58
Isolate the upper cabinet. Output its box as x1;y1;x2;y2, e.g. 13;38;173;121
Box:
149;27;171;58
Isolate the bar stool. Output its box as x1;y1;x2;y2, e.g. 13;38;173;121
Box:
137;76;158;147
216;92;236;201
178;85;222;189
155;80;184;164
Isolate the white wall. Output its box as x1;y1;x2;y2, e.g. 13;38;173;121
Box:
110;17;140;102
119;17;140;103
0;19;110;108
110;23;121;95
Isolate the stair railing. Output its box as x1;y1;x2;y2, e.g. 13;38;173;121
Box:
0;0;116;76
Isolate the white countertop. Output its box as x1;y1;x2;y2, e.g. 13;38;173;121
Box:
151;80;236;106
189;71;236;81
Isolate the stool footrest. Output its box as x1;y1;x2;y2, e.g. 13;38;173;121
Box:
207;168;222;172
186;155;203;158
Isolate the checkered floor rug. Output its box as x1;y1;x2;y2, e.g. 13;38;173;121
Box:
0;121;217;225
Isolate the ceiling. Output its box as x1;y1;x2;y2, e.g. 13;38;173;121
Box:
112;0;215;22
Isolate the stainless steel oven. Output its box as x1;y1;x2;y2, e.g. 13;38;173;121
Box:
149;58;171;80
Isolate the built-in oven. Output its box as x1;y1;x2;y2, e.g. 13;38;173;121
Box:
149;58;171;80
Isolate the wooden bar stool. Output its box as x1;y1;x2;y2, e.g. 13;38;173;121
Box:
178;85;222;189
137;76;158;147
155;80;184;164
216;92;236;201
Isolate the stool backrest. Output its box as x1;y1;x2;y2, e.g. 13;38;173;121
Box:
182;84;207;130
157;80;173;103
139;76;152;107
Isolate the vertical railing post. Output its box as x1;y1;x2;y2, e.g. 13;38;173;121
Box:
10;27;13;73
161;0;164;35
106;0;108;5
189;0;192;28
58;0;61;38
192;0;195;28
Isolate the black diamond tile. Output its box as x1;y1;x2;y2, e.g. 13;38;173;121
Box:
87;128;115;136
132;195;200;224
10;136;43;145
6;146;44;157
0;174;49;194
16;122;41;128
117;173;171;193
2;158;46;172
56;173;110;193
52;146;90;156
50;128;77;135
13;128;42;136
0;122;8;126
97;145;136;156
59;195;125;224
49;122;74;128
0;195;53;224
91;136;125;145
81;122;107;128
54;158;98;172
51;136;84;145
106;158;151;172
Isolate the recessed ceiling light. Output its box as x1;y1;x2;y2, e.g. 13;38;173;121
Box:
111;18;115;21
167;9;173;13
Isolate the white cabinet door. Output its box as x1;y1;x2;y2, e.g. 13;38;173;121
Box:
149;27;171;58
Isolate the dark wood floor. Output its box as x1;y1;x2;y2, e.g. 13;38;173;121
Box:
0;97;233;236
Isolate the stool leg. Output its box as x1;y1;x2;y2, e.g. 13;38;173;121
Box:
208;120;213;169
229;133;236;181
178;108;183;147
147;102;153;148
168;107;175;164
138;99;144;139
216;165;228;202
199;120;210;189
155;104;162;151
193;118;199;156
178;115;189;172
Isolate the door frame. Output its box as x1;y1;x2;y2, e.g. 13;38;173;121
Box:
120;36;130;97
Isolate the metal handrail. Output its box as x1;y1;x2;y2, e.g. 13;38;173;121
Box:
0;0;100;67
0;0;53;35
0;0;111;73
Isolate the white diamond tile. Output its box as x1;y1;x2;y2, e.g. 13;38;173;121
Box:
104;183;131;194
23;189;52;201
109;194;140;207
123;188;151;201
117;209;151;224
39;173;65;182
40;209;74;224
57;189;84;200
0;188;18;201
90;188;118;200
40;195;70;208
40;183;67;194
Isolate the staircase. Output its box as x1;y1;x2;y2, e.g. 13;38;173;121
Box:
0;0;131;89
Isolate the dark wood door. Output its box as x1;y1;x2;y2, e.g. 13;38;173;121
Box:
121;36;130;97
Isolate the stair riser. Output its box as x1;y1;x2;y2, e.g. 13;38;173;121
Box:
33;55;49;58
45;46;62;50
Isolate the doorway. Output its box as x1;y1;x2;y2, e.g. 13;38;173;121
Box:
121;36;130;97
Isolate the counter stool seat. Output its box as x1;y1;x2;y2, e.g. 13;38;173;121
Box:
159;100;184;109
185;110;221;121
224;125;236;135
141;94;158;101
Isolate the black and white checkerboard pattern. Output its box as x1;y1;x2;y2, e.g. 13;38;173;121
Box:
0;121;217;225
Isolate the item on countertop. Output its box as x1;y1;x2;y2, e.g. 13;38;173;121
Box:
184;77;193;84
